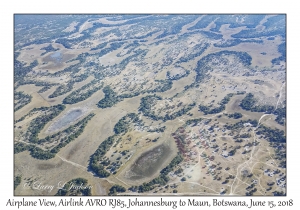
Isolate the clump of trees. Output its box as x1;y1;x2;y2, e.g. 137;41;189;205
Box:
274;107;286;125
199;93;234;115
14;142;30;154
97;80;173;109
166;70;190;81
272;191;286;196
239;133;251;138
63;80;104;104
15;80;59;94
186;118;202;126
240;93;275;113
239;92;255;108
90;42;108;51
177;43;210;63
97;86;122;108
160;155;183;175
14;52;38;82
240;93;285;124
28;146;55;160
228;112;243;119
94;41;125;57
55;178;92;196
194;51;252;85
271;42;286;65
114;113;139;134
163;103;196;122
49;74;88;98
40;44;59;56
147;80;173;93
256;125;286;143
108;185;126;196
14;175;22;190
25;104;66;143
14;91;32;111
148;126;166;133
89;135;117;178
139;95;195;121
214;38;262;48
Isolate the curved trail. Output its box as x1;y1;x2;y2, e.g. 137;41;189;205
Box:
229;82;285;195
56;154;86;170
56;154;117;188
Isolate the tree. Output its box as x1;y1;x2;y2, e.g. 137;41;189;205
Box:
108;185;126;196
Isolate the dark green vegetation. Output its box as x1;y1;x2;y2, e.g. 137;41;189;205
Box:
14;91;32;111
49;74;89;98
240;93;275;113
257;126;286;168
176;43;210;63
272;191;286;196
14;142;29;154
160;154;183;176
15;79;59;94
148;126;166;133
240;94;285;125
40;44;59;56
63;80;104;104
273;107;286;125
228;112;243;119
214;39;263;48
90;42;108;51
155;15;200;39
166;69;190;81
189;51;252;89
93;41;125;57
239;93;258;110
23;105;66;143
185;118;202;126
139;95;196;121
97;86;123;108
89;135;118;177
199;93;234;115
108;185;126;196
38;85;54;93
55;178;92;196
97;80;172;109
14;52;38;82
272;42;286;65
256;125;286;143
114;113;139;134
14;175;22;190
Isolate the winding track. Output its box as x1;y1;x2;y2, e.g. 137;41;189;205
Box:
229;81;285;195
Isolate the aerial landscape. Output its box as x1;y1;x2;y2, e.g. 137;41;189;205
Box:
14;14;286;196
